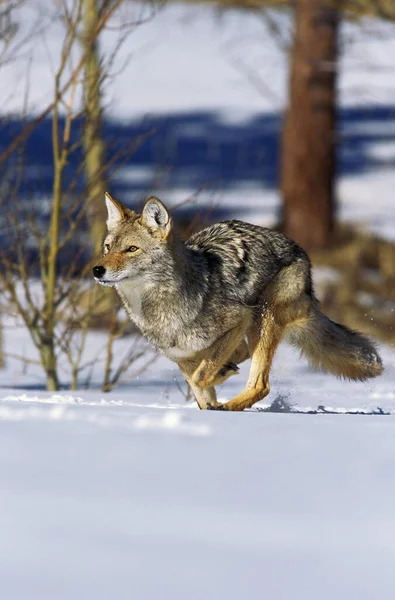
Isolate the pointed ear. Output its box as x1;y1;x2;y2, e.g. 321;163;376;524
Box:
139;197;172;239
105;192;131;232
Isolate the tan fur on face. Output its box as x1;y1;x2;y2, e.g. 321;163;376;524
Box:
94;194;174;286
99;250;140;272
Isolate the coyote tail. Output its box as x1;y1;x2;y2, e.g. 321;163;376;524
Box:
287;302;383;381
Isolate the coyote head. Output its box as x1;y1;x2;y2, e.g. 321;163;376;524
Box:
92;193;173;287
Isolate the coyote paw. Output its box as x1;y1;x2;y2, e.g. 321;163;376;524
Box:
206;403;228;411
193;362;240;388
208;362;239;387
217;362;239;378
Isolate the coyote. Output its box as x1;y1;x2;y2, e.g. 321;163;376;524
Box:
93;193;383;411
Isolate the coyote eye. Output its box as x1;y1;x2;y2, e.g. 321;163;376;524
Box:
127;245;139;253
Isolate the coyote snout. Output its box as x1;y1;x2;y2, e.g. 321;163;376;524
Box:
92;263;121;287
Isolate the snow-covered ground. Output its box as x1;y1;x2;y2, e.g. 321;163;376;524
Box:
1;318;395;600
1;4;395;598
2;394;395;600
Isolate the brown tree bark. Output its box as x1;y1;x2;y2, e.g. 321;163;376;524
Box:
281;0;341;251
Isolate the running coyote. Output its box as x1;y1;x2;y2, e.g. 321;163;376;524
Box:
93;193;383;411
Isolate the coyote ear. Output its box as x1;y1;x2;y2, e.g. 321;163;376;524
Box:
105;192;131;232
140;196;172;239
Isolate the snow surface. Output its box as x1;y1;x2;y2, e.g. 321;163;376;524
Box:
1;318;395;600
1;4;395;598
2;397;395;600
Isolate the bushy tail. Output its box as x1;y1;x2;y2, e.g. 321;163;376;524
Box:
287;303;383;381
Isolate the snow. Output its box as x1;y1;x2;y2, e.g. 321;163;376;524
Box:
2;317;395;599
1;3;395;598
2;406;395;600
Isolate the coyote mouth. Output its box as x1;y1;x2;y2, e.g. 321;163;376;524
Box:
94;275;127;287
94;278;115;287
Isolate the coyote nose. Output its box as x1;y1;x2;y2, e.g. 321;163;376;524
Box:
93;265;106;278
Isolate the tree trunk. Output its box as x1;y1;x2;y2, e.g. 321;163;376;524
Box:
40;339;59;392
82;0;107;257
281;0;341;251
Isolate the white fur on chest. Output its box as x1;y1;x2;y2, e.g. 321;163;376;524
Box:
115;278;145;325
164;334;217;360
165;346;195;360
116;279;217;360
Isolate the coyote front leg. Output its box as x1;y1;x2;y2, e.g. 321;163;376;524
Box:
177;359;220;410
191;322;248;390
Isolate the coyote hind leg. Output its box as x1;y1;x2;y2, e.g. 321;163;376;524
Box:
222;311;284;412
222;259;312;411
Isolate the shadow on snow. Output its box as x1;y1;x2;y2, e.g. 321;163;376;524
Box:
0;103;394;264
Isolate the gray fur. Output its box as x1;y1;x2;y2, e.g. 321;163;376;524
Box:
93;195;383;407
